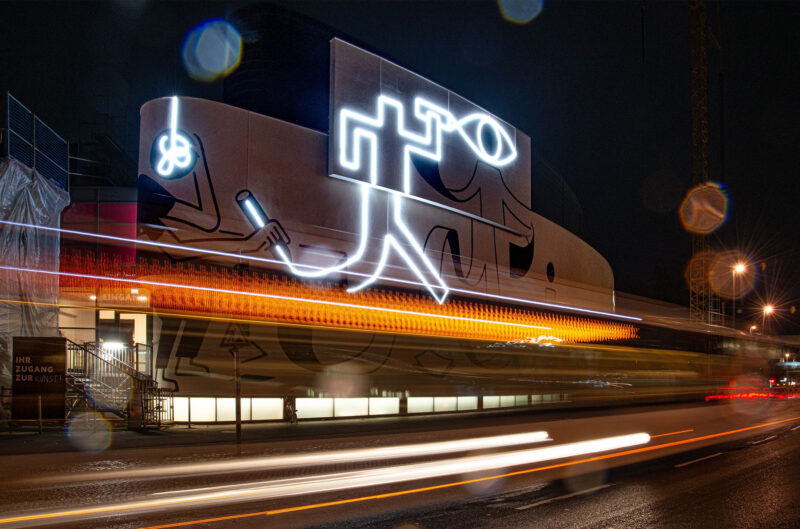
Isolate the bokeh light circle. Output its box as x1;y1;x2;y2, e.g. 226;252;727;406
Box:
684;248;714;294
182;19;242;82
498;0;544;24
709;251;756;300
66;411;113;453
679;182;728;234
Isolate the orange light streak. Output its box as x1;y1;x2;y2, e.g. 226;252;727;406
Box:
53;253;636;344
650;429;695;438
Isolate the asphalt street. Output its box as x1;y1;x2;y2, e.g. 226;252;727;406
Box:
2;399;799;528
316;417;800;529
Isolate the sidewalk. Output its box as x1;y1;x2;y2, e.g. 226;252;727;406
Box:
0;400;708;457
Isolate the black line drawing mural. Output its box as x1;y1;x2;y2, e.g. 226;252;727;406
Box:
140;131;290;259
134;38;589;395
138;95;540;391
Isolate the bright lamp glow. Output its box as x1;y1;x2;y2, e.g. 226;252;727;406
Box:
764;305;774;315
734;263;746;274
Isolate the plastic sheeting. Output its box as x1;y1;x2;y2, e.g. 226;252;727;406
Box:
0;157;70;392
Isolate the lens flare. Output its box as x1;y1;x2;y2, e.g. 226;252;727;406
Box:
66;411;112;453
182;19;242;82
684;248;714;294
679;182;728;234
709;251;756;299
498;0;544;24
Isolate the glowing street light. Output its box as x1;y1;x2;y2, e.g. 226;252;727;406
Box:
732;262;746;330
749;324;757;335
762;304;775;334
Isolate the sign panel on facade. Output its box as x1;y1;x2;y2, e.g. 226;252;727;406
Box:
12;337;67;420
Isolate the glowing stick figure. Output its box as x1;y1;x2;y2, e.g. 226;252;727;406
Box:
155;96;194;178
278;95;518;304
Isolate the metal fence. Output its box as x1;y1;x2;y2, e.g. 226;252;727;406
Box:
3;92;69;190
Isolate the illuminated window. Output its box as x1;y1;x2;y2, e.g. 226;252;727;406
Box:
407;396;434;413
189;397;216;422
334;398;369;417
457;396;478;410
251;398;282;420
296;398;334;419
433;396;457;412
369;397;399;415
483;395;500;409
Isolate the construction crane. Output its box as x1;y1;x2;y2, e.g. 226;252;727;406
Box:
688;0;716;323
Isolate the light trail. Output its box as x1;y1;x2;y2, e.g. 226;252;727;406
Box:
0;265;551;333
26;431;551;485
5;414;800;527
0;433;649;526
0;219;641;321
134;414;800;529
650;429;695;438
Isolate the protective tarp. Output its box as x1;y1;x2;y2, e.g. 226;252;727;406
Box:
0;157;70;393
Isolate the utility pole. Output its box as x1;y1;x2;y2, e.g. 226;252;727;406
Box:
230;347;242;455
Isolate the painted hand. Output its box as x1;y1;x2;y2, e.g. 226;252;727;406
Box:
265;219;290;250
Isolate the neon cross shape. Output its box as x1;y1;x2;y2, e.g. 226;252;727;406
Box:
280;94;518;304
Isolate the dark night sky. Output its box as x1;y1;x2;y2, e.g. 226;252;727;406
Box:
1;1;799;332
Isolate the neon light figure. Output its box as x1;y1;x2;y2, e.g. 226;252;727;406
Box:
155;97;193;178
152;94;518;304
277;95;518;304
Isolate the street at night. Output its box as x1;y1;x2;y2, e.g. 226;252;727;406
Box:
2;1;800;527
3;399;800;527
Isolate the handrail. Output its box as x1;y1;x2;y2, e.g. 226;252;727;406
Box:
66;339;151;383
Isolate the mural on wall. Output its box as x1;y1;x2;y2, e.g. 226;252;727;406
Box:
137;40;614;393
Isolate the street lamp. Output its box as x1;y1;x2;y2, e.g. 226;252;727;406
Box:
763;304;775;334
749;324;757;335
732;262;745;330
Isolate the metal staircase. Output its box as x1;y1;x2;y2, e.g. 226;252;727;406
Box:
65;340;172;427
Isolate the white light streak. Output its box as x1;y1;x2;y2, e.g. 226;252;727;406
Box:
0;433;648;524
276;184;372;278
0;219;641;321
41;431;551;484
154;433;649;499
